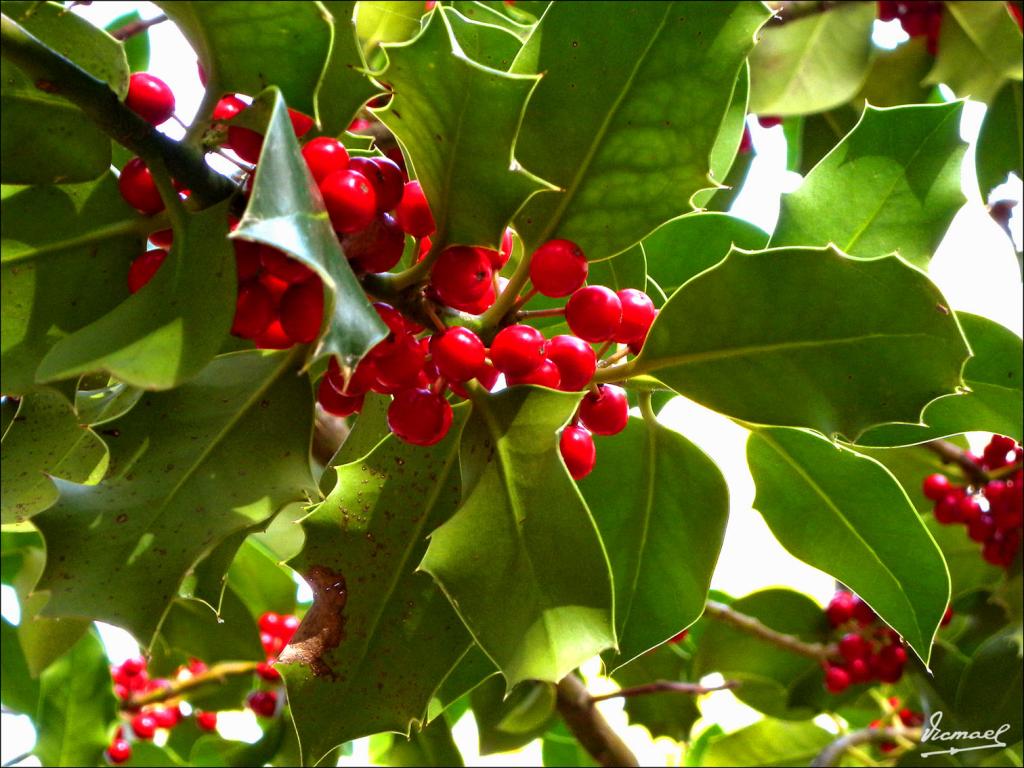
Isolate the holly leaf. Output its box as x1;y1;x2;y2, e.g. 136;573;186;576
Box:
641;212;769;297
224;539;298;619
956;626;1024;745
32;350;316;644
426;645;497;722
1;174;144;394
420;387;616;686
355;1;425;54
856;313;1023;446
376;714;464;768
613;643;700;742
772;102;967;269
693;60;750;209
190;719;286;768
471;676;556;754
33;630;117;768
106;11;151;72
235;89;388;372
317;2;379;137
158;1;330;117
1;387;108;526
693;589;830;719
747;428;950;662
375;9;549;249
634;245;969;440
579;417;728;668
1;616;39;715
1;0;126;184
512;0;769;260
75;379;145;426
748;2;876;117
925;1;1023;104
976;81;1023;200
542;721;599;768
925;517;1004;601
447;6;525;71
702;719;834;767
36;201;236;390
281;409;473;766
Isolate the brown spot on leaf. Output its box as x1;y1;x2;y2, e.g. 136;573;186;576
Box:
278;565;347;679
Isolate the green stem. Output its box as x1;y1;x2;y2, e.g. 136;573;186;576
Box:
479;248;533;329
638;391;656;425
0;13;235;207
147;158;187;231
591;358;637;384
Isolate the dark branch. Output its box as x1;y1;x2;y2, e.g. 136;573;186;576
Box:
0;13;235;208
589;678;740;704
109;13;167;40
556;675;639;768
922;439;989;486
122;661;259;709
812;726;921;767
704;600;835;660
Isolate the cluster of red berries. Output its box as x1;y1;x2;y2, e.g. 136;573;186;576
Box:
105;657;218;764
923;435;1023;569
247;610;300;717
877;1;942;54
871;697;925;753
820;591;914;694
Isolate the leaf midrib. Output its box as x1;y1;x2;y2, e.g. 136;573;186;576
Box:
756;431;923;647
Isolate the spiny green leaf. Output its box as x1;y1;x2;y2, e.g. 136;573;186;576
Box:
225;539;298;619
190;719;286;768
33;350;315;644
641;212;769;298
106;11;151;72
376;714;464;768
925;1;1024;104
281;409;472;765
1;386;108;526
33;630;117;768
471;676;556;754
376;9;549;249
693;60;749;208
747;428;950;662
634;245;970;441
693;589;830;720
355;1;425;55
421;386;615;686
446;6;524;71
450;1;536;42
426;645;497;723
75;379;145;426
235;89;387;372
317;2;379;136
857;36;936;108
856;313;1022;446
158;1;331;117
748;2;876;117
37;201;236;390
1;174;144;394
702;719;834;767
977;81;1024;199
772;103;967;269
955;626;1023;745
579;417;728;668
513;0;769;260
1;616;39;715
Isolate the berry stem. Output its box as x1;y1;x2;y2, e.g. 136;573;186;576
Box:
0;13;235;207
638;391;657;425
368;237;445;294
516;307;566;320
811;726;921;767
921;439;989;486
599;346;631;368
121;661;261;709
555;675;639;768
703;600;835;661
590;358;636;384
108;14;168;40
589;678;740;704
479;247;534;329
184;84;225;147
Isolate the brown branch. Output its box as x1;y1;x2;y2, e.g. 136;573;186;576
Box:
589;678;740;704
922;439;989;486
556;675;639;768
121;661;259;709
704;600;835;661
109;13;167;40
812;726;921;767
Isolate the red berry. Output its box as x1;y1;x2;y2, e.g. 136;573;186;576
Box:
149;227;173;249
934;492;964;524
431;246;494;306
279;278;324;344
254;319;293;350
455;277;498;314
940;606;954;627
667;629;689;644
256;661;281;682
958;494;983;524
125;73;175;125
614;289;657;345
258;612;281;634
321;169;377;234
826;592;855;627
227;124;265;164
387;388;453;446
967;513;995;543
131;712;158;740
106;739;132;764
233;239;261;280
128;249;168;293
121;657;146;676
196;711;218;731
823;665;851;693
119;157;164;214
852;597;876;626
153;705;181;729
261;247;315;284
546;335;597;391
560;425;596;480
288;109;314;138
213;94;246;122
566;286;622;342
507;358;561;388
490;325;546;377
341;213;405;273
847;657;871;682
349;156;405;212
302;137;349;184
579;384;628;436
281;614;300;636
492;228;514;271
231;282;275;339
247;690;278;717
394;181;435;237
838;633;869;662
318;377;364;417
430;328;486;381
374;335;426;390
529;239;588;298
